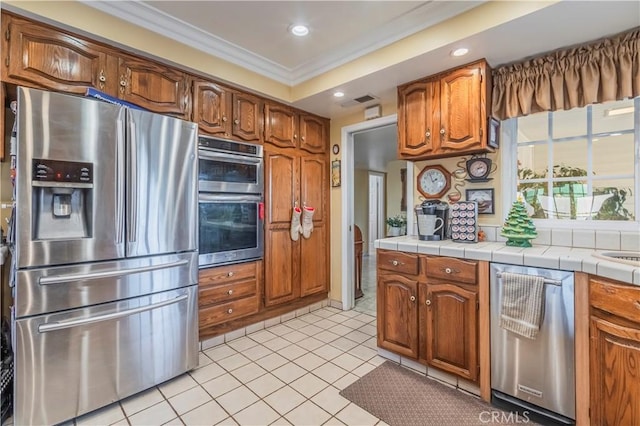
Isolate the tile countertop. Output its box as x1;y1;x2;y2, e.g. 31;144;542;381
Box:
374;236;640;287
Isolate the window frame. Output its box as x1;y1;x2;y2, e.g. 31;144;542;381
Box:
501;97;640;232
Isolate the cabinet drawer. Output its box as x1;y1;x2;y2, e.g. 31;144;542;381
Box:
199;262;257;286
199;279;258;307
378;250;419;275
426;257;477;284
199;295;260;328
590;278;640;322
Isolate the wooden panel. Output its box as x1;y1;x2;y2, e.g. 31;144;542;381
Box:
300;156;327;222
265;151;297;224
426;283;478;381
119;55;190;117
477;261;491;401
299;114;327;154
590;316;640;425
574;272;590;425
264;103;297;149
264;227;298;306
199;261;257;286
426;256;477;284
232;91;261;142
397;80;438;158
377;273;419;358
300;223;328;297
377;250;419;276
199;295;260;328
590;277;640;321
193;80;230;137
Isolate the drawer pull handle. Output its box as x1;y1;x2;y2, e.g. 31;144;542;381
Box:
228;289;233;295
227;308;233;314
445;267;452;274
228;272;234;277
410;295;416;302
425;299;431;306
392;260;399;266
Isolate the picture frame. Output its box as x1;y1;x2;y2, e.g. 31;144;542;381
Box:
466;188;495;214
488;117;500;149
331;159;341;187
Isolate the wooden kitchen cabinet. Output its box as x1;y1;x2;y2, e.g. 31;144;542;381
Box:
118;55;191;119
231;91;262;143
397;59;491;160
264;102;329;153
589;277;640;426
263;149;329;307
192;80;231;137
1;14;119;95
198;260;262;335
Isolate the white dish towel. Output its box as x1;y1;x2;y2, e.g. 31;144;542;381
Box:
499;272;545;339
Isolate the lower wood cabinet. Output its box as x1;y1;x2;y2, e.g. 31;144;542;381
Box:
198;260;261;334
589;277;640;426
377;249;480;382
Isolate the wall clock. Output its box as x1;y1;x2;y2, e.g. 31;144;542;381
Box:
465;157;493;182
417;164;451;199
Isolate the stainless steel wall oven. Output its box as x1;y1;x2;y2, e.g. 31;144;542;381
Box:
198;137;264;267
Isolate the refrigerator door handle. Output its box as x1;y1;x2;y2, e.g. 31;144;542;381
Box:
38;259;189;285
37;294;188;333
116;117;125;244
128;119;138;244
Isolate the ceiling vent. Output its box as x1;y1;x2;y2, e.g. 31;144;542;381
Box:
354;94;376;103
340;93;378;108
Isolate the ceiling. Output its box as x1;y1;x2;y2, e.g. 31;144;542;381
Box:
18;1;639;171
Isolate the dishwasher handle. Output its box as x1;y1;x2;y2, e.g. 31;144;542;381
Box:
496;272;562;286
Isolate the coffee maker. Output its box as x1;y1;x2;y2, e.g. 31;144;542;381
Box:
416;200;449;240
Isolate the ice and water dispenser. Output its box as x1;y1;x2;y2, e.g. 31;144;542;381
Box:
31;159;94;239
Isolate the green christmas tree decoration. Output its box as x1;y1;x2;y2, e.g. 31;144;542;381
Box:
501;199;537;247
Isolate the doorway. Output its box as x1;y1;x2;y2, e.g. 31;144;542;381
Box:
340;114;414;312
368;173;385;254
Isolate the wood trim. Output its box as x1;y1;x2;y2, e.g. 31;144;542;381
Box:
574;272;590;426
478;261;491;402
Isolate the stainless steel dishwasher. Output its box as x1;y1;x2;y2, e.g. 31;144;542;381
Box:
490;263;575;425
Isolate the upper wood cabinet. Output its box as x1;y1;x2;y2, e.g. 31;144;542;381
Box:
264;102;329;153
397;59;491;160
118;55;191;119
1;14;118;95
193;80;232;138
231;91;262;143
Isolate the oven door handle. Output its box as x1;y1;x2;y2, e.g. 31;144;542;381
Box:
198;193;263;203
199;150;262;165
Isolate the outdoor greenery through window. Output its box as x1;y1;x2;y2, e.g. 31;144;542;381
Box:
514;97;638;222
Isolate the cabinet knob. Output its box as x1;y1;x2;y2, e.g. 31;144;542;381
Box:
425;299;431;306
425;129;431;139
392;260;399;266
222;116;228;122
445;267;452;274
234;119;239;125
301;136;305;141
227;308;233;314
293;134;297;139
440;128;446;136
120;79;127;87
227;289;233;295
228;271;234;277
98;70;106;89
410;295;416;302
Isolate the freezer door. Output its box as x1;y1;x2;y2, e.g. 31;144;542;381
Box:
126;109;198;257
15;87;126;269
13;286;198;426
14;252;197;318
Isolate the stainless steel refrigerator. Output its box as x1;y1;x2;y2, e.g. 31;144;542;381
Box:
10;87;199;426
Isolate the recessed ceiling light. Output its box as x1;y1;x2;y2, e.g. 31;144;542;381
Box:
290;24;309;37
451;48;469;57
333;91;345;98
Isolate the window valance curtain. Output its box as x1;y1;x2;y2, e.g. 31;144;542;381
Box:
491;27;640;120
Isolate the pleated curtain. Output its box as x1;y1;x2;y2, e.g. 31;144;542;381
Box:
491;27;640;120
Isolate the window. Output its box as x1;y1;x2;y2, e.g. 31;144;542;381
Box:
502;97;639;228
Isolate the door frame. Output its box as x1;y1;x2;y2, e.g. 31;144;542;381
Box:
367;171;386;254
341;113;414;310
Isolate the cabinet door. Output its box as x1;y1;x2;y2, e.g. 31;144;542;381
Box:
397;80;438;158
439;64;484;152
299;156;328;296
377;273;419;358
3;16;118;95
425;283;478;381
232;91;262;142
263;150;299;306
590;316;640;426
299;114;328;154
193;80;231;137
118;56;191;118
264;103;298;149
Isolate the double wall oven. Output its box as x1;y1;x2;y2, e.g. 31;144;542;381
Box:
198;136;264;267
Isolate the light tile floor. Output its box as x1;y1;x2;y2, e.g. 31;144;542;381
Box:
354;254;376;316
67;306;388;426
